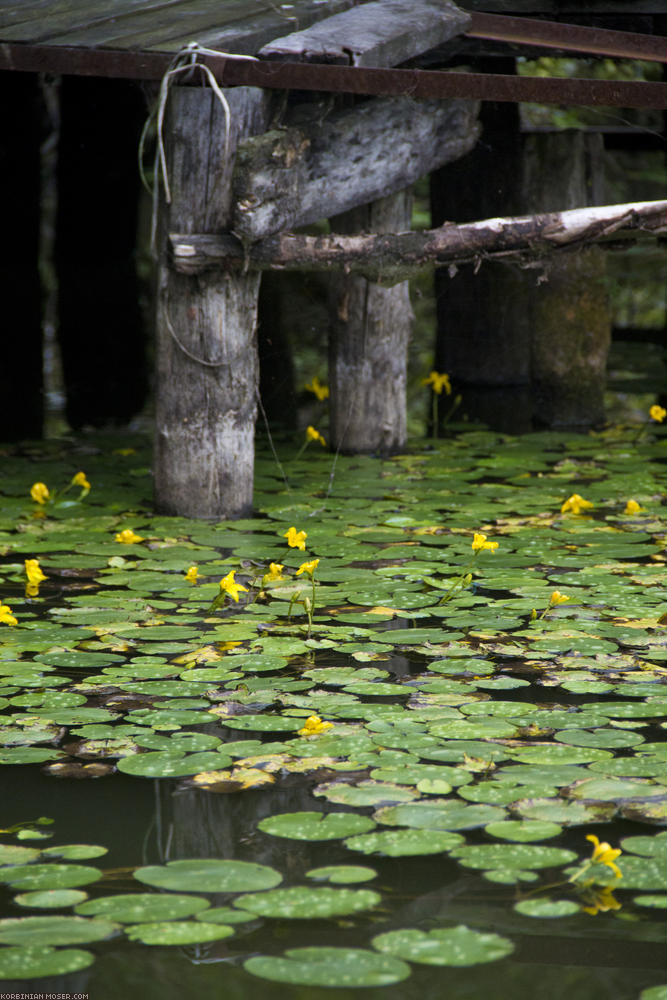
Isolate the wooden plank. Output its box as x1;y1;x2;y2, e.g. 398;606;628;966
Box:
0;0;185;33
232;96;480;241
260;0;470;67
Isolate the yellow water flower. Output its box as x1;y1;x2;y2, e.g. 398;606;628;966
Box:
296;558;319;577
298;715;333;736
422;370;452;395
0;603;17;626
471;532;498;553
549;590;569;607
284;526;307;550
262;563;285;585
115;528;144;544
586;834;622;879
649;404;666;423
185;566;198;583
219;570;248;603
624;499;643;515
25;559;47;586
72;471;91;492
306;425;326;447
30;482;49;505
581;885;622;916
304;376;329;402
561;493;594;515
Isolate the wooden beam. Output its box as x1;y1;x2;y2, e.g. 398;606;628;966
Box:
259;0;470;67
232;96;480;241
170;199;667;283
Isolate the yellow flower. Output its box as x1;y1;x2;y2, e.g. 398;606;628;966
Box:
306;426;326;447
422;370;452;396
304;376;329;402
586;834;622;879
471;532;498;553
649;404;666;423
30;482;49;505
219;570;248;603
25;559;47;586
0;603;17;627
115;529;144;544
549;590;569;607
624;499;643;515
296;558;319;577
284;526;307;550
561;493;594;515
72;471;90;492
298;715;334;736
581;885;622;916
185;566;198;583
262;563;285;585
113;448;136;456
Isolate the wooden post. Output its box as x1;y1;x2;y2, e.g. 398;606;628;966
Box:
329;189;413;453
154;85;269;518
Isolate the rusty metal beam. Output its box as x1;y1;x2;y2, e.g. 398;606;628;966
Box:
1;41;666;107
467;12;667;63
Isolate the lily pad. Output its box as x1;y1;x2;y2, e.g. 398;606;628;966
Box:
514;899;580;918
244;946;410;987
0;945;94;979
0;864;102;890
258;812;376;841
306;866;377;884
14;889;89;909
344;829;464;857
235;886;381;919
75;892;210;923
372;925;514;966
0;915;118;946
125;920;234;945
134;859;282;893
450;844;577;871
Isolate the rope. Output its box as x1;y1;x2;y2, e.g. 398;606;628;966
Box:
138;41;259;255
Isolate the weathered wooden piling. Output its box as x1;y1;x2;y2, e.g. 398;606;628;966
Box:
328;190;413;453
154;86;269;519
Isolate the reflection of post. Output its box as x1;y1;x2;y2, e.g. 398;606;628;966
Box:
154;86;269;519
328;190;413;454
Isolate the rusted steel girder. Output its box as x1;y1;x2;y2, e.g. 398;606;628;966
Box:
0;42;666;107
467;12;667;63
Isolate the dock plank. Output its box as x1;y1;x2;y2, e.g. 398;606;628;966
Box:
260;0;470;67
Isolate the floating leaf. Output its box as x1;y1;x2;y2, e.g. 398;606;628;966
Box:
306;866;377;884
372;925;514;966
0;915;117;946
125;920;234;945
15;890;88;909
344;829;464;857
514;899;580;918
0;864;102;890
75;893;210;923
244;947;410;987
450;844;577;871
258;812;376;841
134;859;282;893
0;945;94;979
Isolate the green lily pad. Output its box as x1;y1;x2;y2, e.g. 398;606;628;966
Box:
0;915;118;946
484;820;563;841
14;889;89;909
258;812;376;841
451;844;577;871
306;866;377;884
372;925;514;966
134;859;282;893
0;845;41;866
374;801;505;831
75;893;210;923
314;781;419;807
244;947;410;987
235;886;381;919
0;945;94;979
514;899;580;918
117;751;232;777
0;864;102;890
125;920;234;945
344;829;464;857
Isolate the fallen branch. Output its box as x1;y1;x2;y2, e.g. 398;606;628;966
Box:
170;199;667;284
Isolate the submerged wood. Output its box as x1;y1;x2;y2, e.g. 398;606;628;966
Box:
259;0;470;67
232;96;480;241
328;191;413;454
154;87;270;520
170;198;667;284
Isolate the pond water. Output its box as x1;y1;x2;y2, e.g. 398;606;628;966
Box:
0;411;666;999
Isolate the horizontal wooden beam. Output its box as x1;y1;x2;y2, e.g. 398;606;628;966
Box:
170;199;667;283
232;96;480;241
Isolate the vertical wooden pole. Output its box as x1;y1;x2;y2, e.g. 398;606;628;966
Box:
328;189;413;454
154;86;269;518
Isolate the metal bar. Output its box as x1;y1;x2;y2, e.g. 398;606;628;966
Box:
467;12;667;63
1;41;667;107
